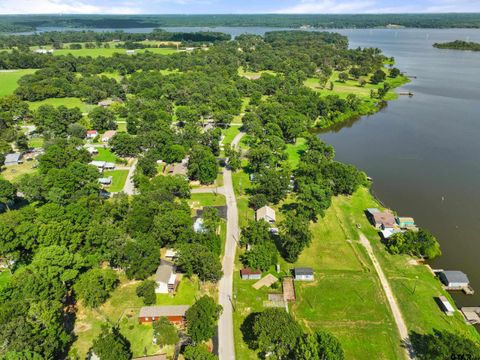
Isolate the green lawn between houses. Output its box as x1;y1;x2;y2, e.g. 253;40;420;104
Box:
103;169;129;193
93;148;119;163
0;69;37;97
27;97;94;113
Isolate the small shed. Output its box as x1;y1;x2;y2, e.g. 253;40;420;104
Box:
256;206;276;223
4;153;23;166
104;162;115;170
89;160;106;169
439;271;470;288
86;147;98;155
138;305;189;324
98;176;113;185
98;99;114;107
240;268;262;280
294;267;314;281
437;296;455;316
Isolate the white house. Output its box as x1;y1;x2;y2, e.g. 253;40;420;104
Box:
256;206;276;223
155;260;177;294
293;268;314;281
86;130;98;139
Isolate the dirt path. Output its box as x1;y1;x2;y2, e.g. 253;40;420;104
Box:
358;233;415;359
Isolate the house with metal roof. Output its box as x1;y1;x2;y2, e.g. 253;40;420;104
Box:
293;267;314;281
439;271;470;288
256;206;276;223
138;305;189;324
369;211;396;229
396;217;416;229
4;153;23;166
240;268;262;280
155;260;177;294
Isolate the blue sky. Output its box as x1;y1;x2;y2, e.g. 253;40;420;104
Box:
0;0;479;15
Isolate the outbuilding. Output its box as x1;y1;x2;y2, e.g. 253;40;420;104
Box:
437;296;455;316
293;267;314;281
102;130;117;143
86;130;98;139
240;268;262;280
155;260;177;294
370;211;396;229
396;217;416;228
138;305;189;324
98;176;113;185
4;153;23;166
256;206;276;223
439;271;470;288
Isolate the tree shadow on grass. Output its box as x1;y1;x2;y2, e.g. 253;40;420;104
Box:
240;312;260;350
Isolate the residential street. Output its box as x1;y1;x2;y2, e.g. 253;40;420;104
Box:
122;159;137;195
218;132;244;360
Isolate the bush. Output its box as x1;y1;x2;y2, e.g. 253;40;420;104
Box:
385;229;441;259
153;317;179;347
136;280;157;305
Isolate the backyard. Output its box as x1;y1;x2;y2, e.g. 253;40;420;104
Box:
103;169;129;193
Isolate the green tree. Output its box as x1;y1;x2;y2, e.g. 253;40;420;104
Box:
370;69;386;84
294;331;345;360
92;326;132;360
110;133;140;157
240;241;277;271
153;317;179;347
186;295;222;343
89;107;117;131
411;329;480;360
240;220;272;247
176;243;223;282
249;308;303;359
279;211;312;262
338;72;349;82
390;67;400;78
136;280;157;305
187;146;218;184
224;144;242;171
0;179;16;210
74;268;118;308
164;144;187;164
184;344;218;360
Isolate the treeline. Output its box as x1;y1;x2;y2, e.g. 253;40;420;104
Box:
2;13;480;32
433;40;480;51
0;29;230;49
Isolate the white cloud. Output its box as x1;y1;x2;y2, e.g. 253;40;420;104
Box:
274;0;376;14
0;0;141;14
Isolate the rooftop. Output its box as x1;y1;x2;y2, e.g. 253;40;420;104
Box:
240;268;262;276
441;271;469;284
139;305;189;318
372;212;396;227
256;206;276;221
294;267;313;276
5;153;22;163
155;260;175;284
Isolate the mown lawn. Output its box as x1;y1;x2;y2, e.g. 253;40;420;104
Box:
27;137;44;149
93;148;118;163
285;138;307;169
27;97;94;113
0;161;37;183
71;275;161;359
0;69;36;97
156;276;200;306
103;170;129;193
190;193;226;207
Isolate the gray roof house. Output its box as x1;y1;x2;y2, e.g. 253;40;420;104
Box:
4;153;23;166
155;260;177;294
293;267;314;281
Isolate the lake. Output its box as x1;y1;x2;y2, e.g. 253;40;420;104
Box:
30;26;480;307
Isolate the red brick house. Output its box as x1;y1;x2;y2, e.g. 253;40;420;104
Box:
138;305;190;325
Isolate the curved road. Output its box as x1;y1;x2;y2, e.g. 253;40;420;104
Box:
218;132;245;360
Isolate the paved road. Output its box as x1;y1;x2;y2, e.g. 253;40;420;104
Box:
359;233;415;359
122;159;137;195
218;132;245;360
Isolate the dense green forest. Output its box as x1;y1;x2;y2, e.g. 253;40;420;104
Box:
2;13;480;33
433;40;480;51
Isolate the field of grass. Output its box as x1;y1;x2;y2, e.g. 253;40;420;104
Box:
93;148;118;163
0;69;36;97
27;137;44;149
27;97;93;113
238;66;277;79
0;161;37;183
285;138;307;169
190;193;227;207
71;274;161;359
52;47;177;58
103;170;129;193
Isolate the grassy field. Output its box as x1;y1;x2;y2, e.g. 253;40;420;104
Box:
285;138;307;169
27;137;44;149
51;47;177;58
238;66;277;79
93;148;118;163
0;162;37;183
0;69;36;97
190;193;227;207
27;97;93;113
103;170;129;193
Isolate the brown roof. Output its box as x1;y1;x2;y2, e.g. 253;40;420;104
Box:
240;268;261;276
372;212;396;227
139;305;189;318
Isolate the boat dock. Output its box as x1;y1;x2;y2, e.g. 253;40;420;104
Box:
398;91;414;96
461;307;480;325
